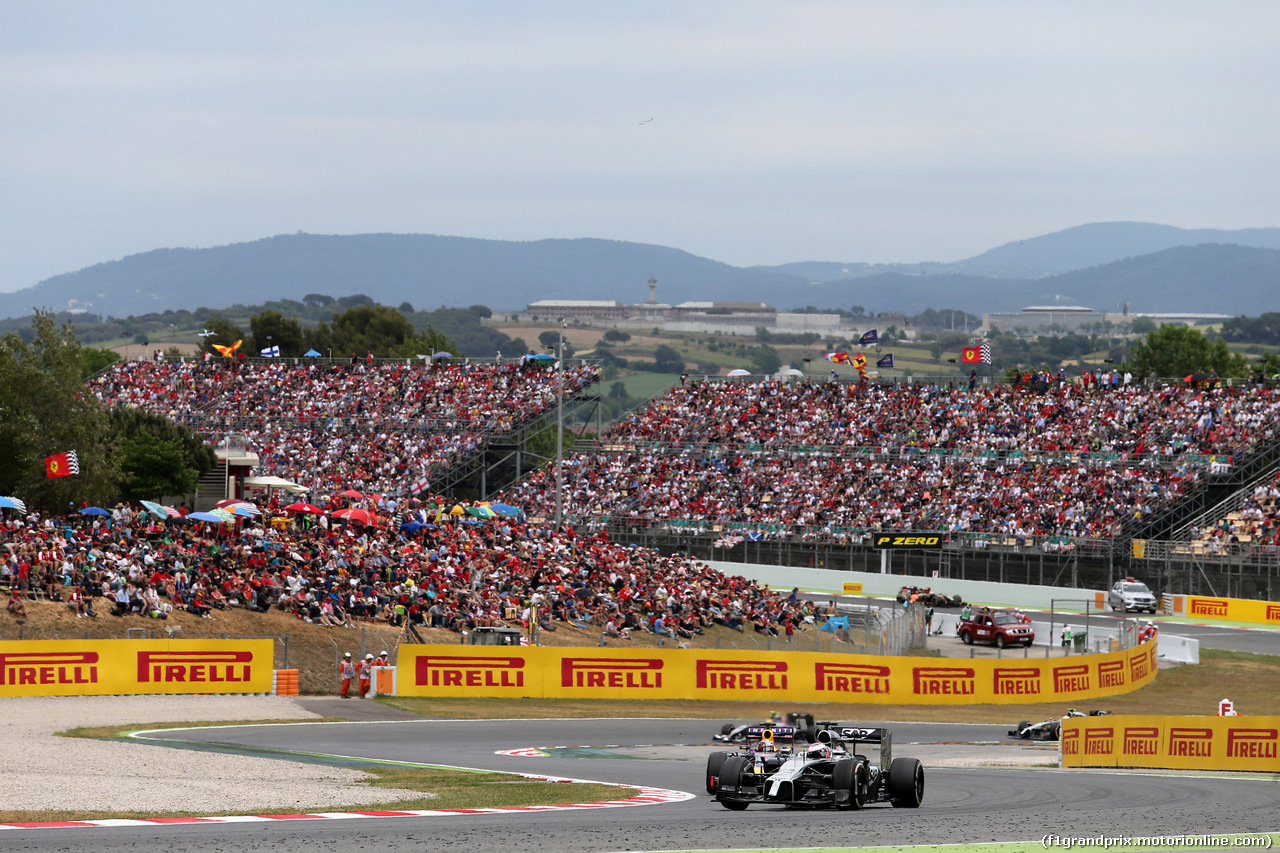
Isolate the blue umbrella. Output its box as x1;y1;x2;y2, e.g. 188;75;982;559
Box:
79;507;110;516
488;502;521;518
432;351;454;360
529;353;555;361
401;521;427;532
0;496;27;514
187;511;225;523
304;349;322;357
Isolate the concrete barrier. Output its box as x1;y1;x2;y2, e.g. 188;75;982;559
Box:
710;560;1105;612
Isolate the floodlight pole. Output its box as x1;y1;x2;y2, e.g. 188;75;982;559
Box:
555;318;565;529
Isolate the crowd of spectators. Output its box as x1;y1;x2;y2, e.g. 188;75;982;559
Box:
492;377;1280;542
91;357;598;496
607;378;1280;461
1191;471;1280;553
0;500;816;642
503;447;1194;540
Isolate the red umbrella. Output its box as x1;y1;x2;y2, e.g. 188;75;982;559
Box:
332;508;378;526
340;489;365;499
283;502;325;515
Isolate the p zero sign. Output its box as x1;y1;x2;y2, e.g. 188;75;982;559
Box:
872;533;943;550
0;639;272;697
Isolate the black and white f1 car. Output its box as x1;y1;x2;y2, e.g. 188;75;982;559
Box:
706;725;924;810
1008;709;1112;741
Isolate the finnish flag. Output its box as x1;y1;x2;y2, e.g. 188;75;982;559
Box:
260;345;281;357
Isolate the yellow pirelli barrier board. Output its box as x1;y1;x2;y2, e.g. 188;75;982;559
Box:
1166;594;1280;626
1062;714;1280;772
0;639;274;697
396;638;1156;704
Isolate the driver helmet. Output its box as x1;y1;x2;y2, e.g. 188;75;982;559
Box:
806;742;831;761
757;740;775;753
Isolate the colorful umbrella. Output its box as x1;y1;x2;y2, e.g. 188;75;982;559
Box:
727;369;751;376
332;508;378;526
187;511;225;523
210;508;237;523
466;505;497;519
0;496;28;514
232;504;261;517
140;500;169;520
488;502;520;518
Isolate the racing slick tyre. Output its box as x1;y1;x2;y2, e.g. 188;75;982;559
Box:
720;723;736;737
715;756;750;809
888;757;924;808
995;634;1007;650
1050;722;1062;741
706;752;731;794
1015;721;1031;738
834;758;868;810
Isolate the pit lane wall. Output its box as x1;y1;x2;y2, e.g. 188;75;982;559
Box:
0;639;274;697
1162;594;1280;627
1062;714;1280;772
395;638;1156;704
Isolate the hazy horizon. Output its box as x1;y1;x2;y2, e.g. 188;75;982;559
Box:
4;2;1278;293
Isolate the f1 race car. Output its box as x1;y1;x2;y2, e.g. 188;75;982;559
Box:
1009;709;1112;741
706;724;924;810
715;712;819;743
896;586;963;608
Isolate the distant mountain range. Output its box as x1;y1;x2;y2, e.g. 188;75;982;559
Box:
2;222;1278;321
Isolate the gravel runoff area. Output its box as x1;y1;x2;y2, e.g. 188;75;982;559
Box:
0;695;422;814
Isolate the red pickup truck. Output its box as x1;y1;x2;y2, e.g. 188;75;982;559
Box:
957;610;1034;648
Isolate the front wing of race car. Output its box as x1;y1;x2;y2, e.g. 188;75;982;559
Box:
713;754;859;809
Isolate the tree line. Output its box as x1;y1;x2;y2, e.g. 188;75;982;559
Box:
0;312;215;509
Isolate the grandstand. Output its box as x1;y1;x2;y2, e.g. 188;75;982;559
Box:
89;360;1280;600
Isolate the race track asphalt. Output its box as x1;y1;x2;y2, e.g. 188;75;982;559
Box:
6;717;1278;853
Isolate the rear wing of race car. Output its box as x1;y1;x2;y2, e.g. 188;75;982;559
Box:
745;725;796;744
816;726;893;768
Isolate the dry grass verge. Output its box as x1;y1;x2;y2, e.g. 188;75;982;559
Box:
0;770;633;824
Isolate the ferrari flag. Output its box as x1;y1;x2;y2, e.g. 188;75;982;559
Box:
961;344;992;364
45;450;80;478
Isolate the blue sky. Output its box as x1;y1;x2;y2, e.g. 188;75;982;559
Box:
2;1;1277;292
